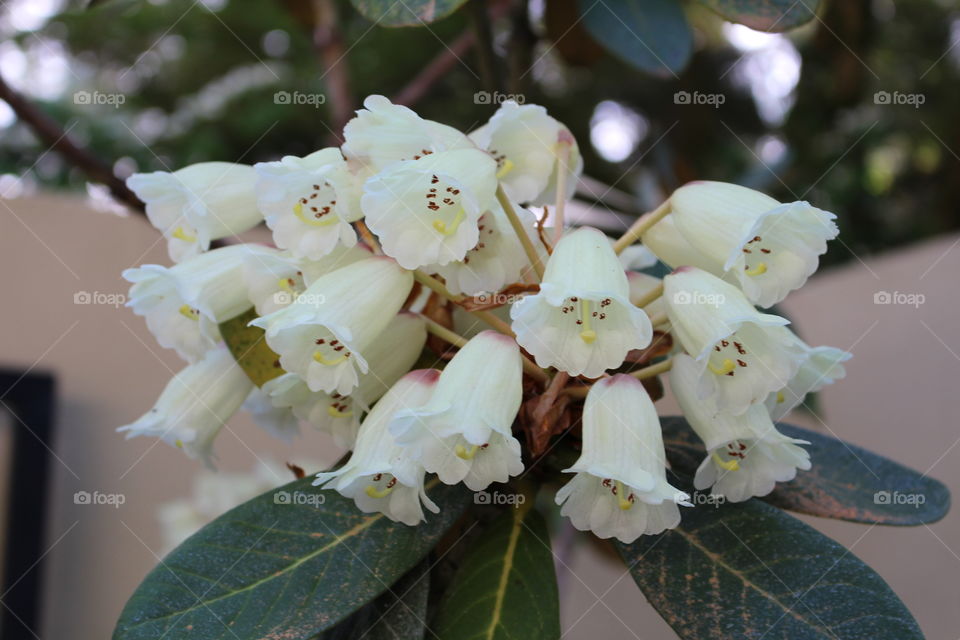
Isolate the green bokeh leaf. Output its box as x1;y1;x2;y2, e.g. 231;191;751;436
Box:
220;307;283;387
349;0;469;27
319;560;431;640
578;0;692;76
618;498;923;639
698;0;821;32
660;416;950;525
432;503;560;640
113;476;468;640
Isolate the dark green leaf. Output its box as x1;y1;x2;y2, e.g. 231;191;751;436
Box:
578;0;692;76
698;0;820;32
319;560;430;640
661;416;950;525
114;476;468;640
220;307;284;387
349;0;469;27
432;503;560;640
618;498;922;639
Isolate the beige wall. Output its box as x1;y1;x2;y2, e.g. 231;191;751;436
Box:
1;193;957;639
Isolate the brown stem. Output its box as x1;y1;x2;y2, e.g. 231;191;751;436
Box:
0;72;143;212
393;30;477;108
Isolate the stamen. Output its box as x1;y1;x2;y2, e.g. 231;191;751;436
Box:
171;226;197;242
708;358;735;375
433;208;466;236
277;277;296;293
293;201;339;227
363;474;397;498
174;439;184;448
326;405;353;418
313;350;348;366
496;158;515;179
178;304;199;321
455;444;480;460
615;480;634;511
579;300;597;344
712;450;740;471
744;262;768;276
776;391;786;404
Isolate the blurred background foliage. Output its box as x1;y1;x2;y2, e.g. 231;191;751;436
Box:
1;0;959;268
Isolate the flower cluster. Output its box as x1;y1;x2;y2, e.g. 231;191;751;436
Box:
119;95;849;543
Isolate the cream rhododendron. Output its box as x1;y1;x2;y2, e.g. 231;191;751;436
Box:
764;327;851;421
251;257;413;395
556;375;690;542
652;181;839;307
116;97;858;558
663;266;803;415
254;148;364;260
118;345;252;467
314;370;442;525
512;227;652;377
390;331;523;490
342;95;471;174
671;355;811;502
261;312;427;448
127;162;263;262
123;244;274;362
361;148;499;269
470;101;583;206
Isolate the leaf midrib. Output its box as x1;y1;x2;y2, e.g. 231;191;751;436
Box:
484;502;531;640
673;526;838;636
127;477;443;631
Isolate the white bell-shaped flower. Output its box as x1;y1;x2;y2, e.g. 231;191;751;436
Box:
430;200;537;295
470;101;583;206
124;244;274;362
556;374;690;543
663;267;803;415
361;148;499;269
118;344;253;467
242;245;370;316
255;148;364;260
671;355;811;502
764;327;851;421
511;227;653;378
390;331;524;491
668;181;839;307
127;162;263;262
314;370;442;525
261;312;427;448
342;95;472;175
642;213;726;274
250;257;413;395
